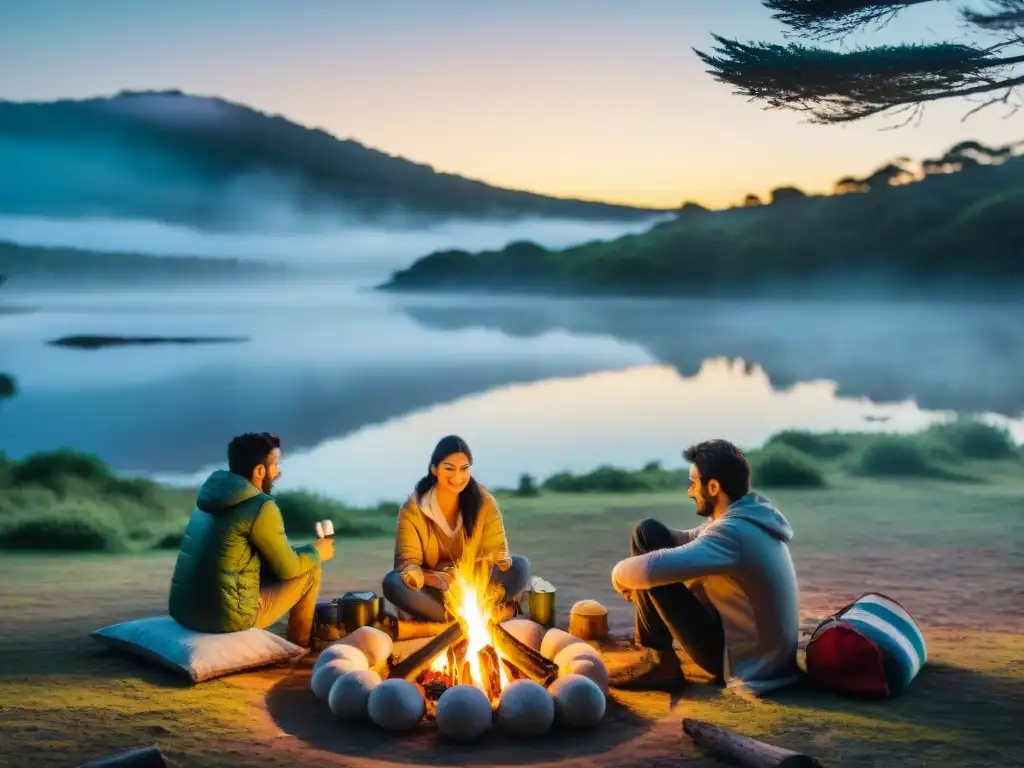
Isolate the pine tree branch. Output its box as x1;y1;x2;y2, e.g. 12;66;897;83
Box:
694;35;1024;123
962;0;1024;30
764;0;937;39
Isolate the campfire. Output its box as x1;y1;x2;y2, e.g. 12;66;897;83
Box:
309;531;607;741
389;537;559;718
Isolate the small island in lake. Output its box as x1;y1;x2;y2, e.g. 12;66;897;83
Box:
49;335;249;350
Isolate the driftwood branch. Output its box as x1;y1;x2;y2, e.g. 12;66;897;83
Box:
490;621;559;686
75;745;169;767
682;719;825;768
389;622;464;680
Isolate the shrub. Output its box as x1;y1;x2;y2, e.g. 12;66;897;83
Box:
514;474;540;497
764;430;851;459
854;435;967;479
9;449;113;491
276;490;345;531
543;466;650;493
0;507;127;552
752;446;827;488
155;530;185;550
927;419;1018;460
275;490;390;538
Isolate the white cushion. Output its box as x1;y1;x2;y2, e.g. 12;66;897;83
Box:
90;615;307;683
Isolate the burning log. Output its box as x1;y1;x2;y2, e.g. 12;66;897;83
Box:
390;621;464;681
478;645;502;701
395;618;453;641
682;719;825;768
490;621;559;687
502;657;525;681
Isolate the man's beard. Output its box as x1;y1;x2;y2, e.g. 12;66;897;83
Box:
694;490;714;517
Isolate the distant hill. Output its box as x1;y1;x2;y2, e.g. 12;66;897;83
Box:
0;90;664;228
0;240;274;285
380;143;1024;298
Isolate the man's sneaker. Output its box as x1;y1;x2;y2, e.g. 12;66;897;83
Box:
608;648;687;692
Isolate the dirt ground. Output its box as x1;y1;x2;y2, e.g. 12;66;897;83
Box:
1;483;1022;767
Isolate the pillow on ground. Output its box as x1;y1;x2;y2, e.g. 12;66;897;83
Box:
91;616;307;683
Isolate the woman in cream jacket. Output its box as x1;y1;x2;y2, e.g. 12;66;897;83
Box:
382;435;530;622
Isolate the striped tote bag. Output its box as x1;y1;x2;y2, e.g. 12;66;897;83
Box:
804;592;927;698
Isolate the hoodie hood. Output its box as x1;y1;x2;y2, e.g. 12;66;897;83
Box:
412;486;463;538
721;492;794;542
196;469;264;514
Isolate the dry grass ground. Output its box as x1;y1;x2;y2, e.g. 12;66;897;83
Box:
1;479;1021;767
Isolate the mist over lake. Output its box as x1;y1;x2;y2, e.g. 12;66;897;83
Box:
4;237;1022;505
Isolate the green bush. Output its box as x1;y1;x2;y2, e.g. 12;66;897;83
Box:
514;473;540;497
927;419;1018;460
543;466;650;493
275;490;390;538
764;430;851;459
752;446;827;488
854;435;967;479
9;449;113;491
0;507;127;552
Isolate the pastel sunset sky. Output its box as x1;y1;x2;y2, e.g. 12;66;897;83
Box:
3;0;1020;208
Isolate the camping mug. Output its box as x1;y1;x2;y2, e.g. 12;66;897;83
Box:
314;599;340;628
338;591;381;630
528;588;556;628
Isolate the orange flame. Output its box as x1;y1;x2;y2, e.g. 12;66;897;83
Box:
428;523;510;695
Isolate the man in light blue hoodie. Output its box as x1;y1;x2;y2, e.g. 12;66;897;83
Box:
609;439;800;695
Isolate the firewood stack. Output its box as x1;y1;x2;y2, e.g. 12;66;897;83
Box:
386;618;560;718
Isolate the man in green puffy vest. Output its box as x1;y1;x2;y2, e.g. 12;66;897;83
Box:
168;432;334;647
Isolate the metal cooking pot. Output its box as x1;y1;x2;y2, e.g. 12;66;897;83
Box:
337;591;381;629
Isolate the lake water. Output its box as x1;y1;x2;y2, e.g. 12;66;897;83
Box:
3;280;1024;505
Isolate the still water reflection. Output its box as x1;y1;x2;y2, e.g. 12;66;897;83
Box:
161;358;1024;505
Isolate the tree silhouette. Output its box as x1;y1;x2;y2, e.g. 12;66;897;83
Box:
834;175;869;194
742;193;763;207
770;185;808;204
695;1;1024;125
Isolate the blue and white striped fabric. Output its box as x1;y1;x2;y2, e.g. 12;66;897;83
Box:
840;593;927;694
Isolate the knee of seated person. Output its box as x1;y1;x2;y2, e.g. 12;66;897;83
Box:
631;518;664;554
500;554;531;597
381;570;405;601
508;554;530;580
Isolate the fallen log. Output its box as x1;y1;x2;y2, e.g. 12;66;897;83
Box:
490;620;559;687
682;719;825;768
75;745;169;767
389;622;464;680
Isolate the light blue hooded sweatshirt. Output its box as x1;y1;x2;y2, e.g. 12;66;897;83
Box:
612;492;800;695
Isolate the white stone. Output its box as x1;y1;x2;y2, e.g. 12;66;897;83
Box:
500;618;545;652
553;641;603;669
540;628;585;660
313;642;369;677
560;657;609;695
327;668;382;719
435;684;493;742
367;678;425;731
312;657;367;701
549;674;605;727
339;626;393;667
497;679;555;736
